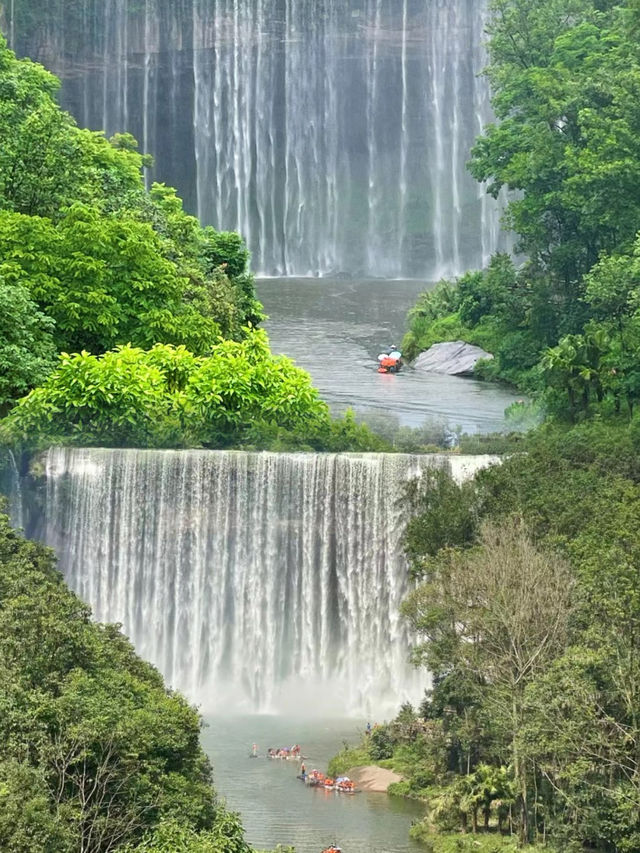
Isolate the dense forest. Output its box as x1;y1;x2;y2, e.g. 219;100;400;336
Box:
346;1;640;851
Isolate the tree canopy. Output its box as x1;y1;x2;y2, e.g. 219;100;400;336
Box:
404;0;640;422
0;33;263;416
0;333;330;449
0;504;262;853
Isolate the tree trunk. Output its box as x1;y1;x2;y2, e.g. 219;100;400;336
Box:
513;694;529;845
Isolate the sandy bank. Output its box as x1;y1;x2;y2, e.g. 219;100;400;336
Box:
348;765;402;793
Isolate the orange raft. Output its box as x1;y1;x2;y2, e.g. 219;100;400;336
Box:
304;770;358;793
377;355;401;374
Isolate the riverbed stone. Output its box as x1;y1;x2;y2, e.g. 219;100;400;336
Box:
412;340;494;376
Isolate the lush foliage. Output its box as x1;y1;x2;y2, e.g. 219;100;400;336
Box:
404;0;640;422
0;504;260;853
365;420;640;851
0;270;56;416
0;34;262;414
0;332;333;449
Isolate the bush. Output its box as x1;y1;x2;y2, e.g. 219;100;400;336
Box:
0;332;330;450
387;780;412;798
128;813;254;853
327;746;372;778
0;507;220;852
369;726;395;760
408;828;522;853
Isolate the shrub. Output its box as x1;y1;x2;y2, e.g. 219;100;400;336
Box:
0;332;329;450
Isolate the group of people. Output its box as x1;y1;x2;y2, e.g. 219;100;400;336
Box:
377;345;403;374
254;744;345;850
267;744;302;759
301;769;356;792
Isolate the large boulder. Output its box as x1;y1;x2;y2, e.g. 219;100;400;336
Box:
412;340;493;376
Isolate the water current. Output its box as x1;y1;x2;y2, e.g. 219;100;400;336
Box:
259;277;521;434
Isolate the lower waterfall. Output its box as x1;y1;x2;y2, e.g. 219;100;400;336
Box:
18;448;496;715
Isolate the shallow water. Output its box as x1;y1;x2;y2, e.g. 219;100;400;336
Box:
258;278;520;434
202;716;425;853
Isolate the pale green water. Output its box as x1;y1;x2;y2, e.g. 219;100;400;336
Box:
201;716;426;853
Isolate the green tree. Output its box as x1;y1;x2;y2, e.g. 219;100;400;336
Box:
0;36;144;219
0;507;221;852
0;269;56;415
403;520;574;842
0;206;224;356
0;333;329;449
0;32;264;422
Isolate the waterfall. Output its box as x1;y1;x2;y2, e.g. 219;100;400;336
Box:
5;0;508;279
17;447;496;716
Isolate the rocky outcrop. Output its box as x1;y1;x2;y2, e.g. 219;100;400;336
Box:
412;341;493;376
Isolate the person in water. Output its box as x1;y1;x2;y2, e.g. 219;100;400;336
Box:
301;761;306;779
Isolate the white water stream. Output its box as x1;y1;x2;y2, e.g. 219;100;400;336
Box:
19;447;497;716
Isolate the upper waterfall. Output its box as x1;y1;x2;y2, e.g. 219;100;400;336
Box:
15;447;497;716
5;0;507;278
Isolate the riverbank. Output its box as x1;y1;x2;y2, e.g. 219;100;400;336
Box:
347;766;403;793
259;278;521;433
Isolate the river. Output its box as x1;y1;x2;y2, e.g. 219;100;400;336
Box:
201;716;425;853
194;279;514;852
258;278;520;434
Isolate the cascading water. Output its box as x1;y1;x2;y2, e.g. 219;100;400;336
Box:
4;0;507;278
17;447;496;715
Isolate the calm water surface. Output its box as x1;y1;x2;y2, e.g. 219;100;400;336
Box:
202;716;425;853
258;278;520;433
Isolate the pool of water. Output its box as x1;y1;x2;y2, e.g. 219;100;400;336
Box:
202;716;426;853
258;278;520;434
